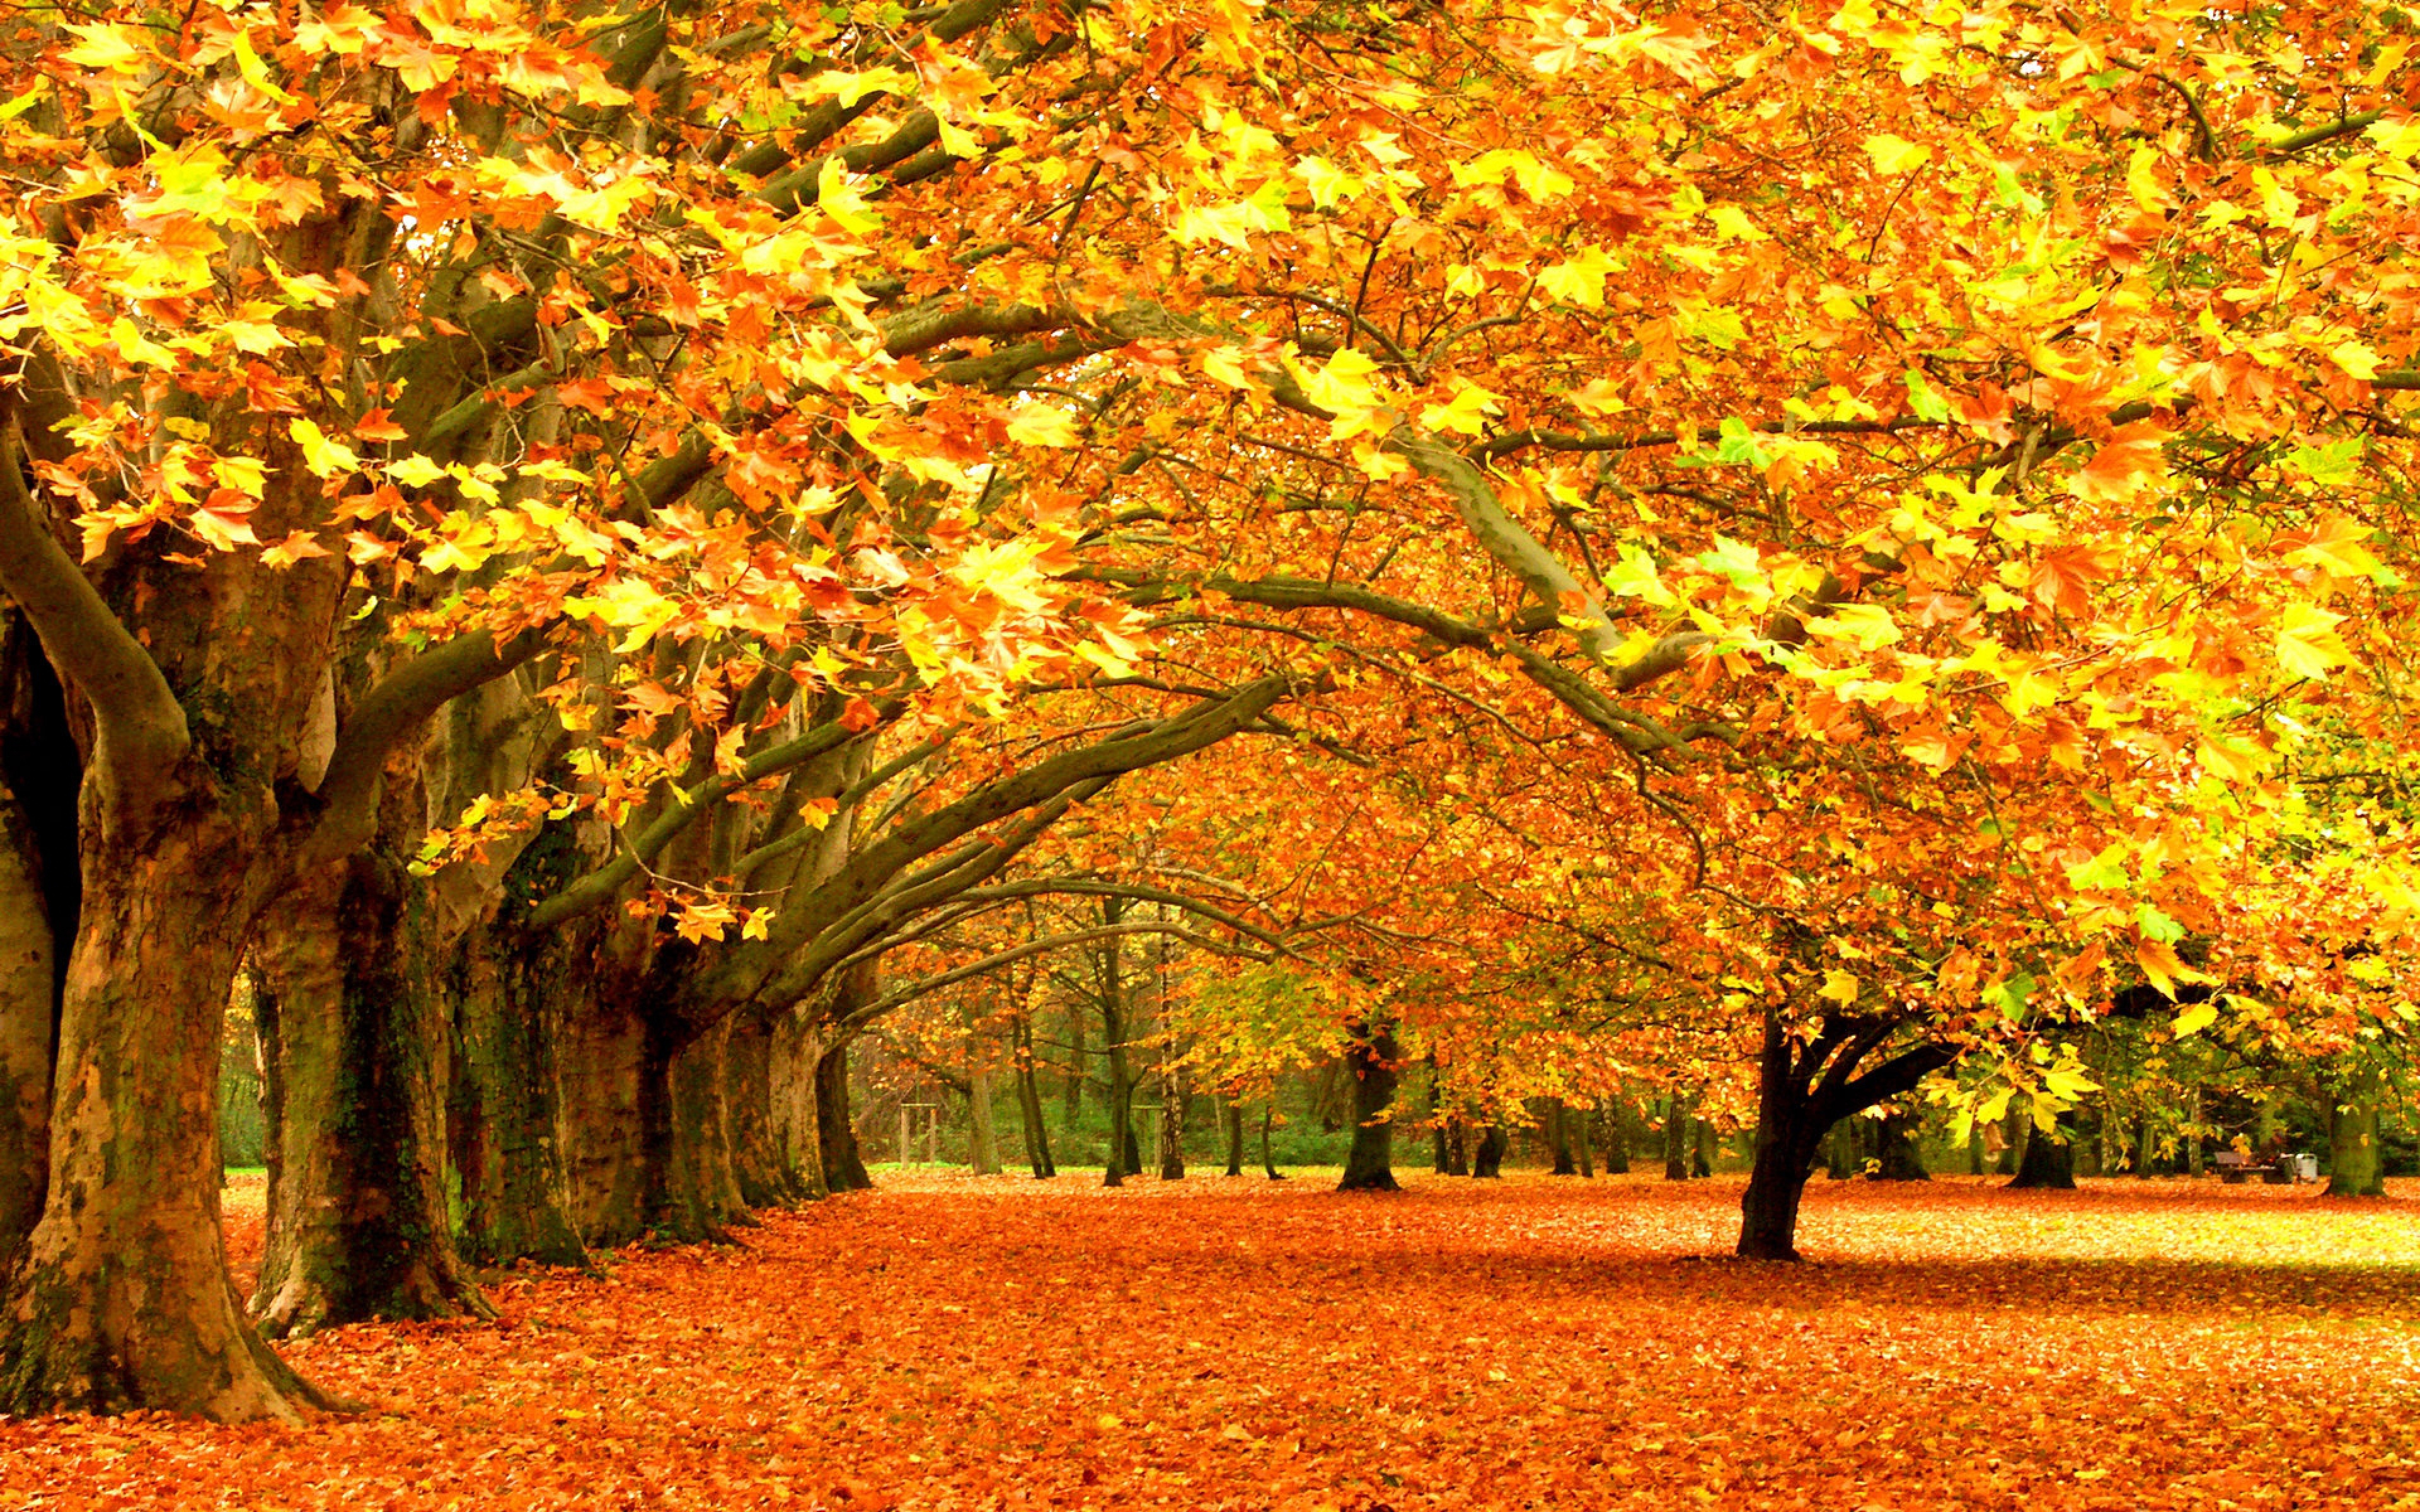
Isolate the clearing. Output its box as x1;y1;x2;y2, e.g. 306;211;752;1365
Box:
4;1174;2416;1510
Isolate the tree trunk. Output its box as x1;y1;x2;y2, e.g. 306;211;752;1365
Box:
1693;1111;1717;1177
1444;1118;1470;1175
0;624;73;1273
1011;1016;1054;1179
633;1014;749;1243
2184;1085;2204;1179
1574;1106;1596;1178
1337;1019;1400;1191
965;1063;1001;1175
1601;1105;1632;1174
1063;1002;1085;1120
726;1010;795;1207
1872;1109;1930;1181
449;922;589;1268
1472;1123;1507;1179
1737;1012;1832;1261
1100;914;1139;1187
2327;1069;2388;1198
1824;1121;1858;1179
1261;1104;1285;1179
1662;1092;1694;1181
249;859;490;1339
1997;1102;2029;1176
1541;1096;1578;1176
815;1038;873;1193
0;766;53;1269
1156;1063;1185;1181
1222;1098;1245;1176
1;849;339;1421
2008;1111;2077;1189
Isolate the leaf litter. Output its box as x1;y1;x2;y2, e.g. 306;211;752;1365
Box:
3;1174;2416;1510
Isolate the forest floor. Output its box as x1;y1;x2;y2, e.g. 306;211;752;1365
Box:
3;1172;2416;1511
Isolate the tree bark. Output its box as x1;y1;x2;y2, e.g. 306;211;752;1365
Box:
1541;1096;1578;1176
2008;1109;2077;1189
815;1037;873;1192
1444;1118;1470;1175
1472;1123;1507;1179
2327;1068;2388;1198
1011;1015;1054;1178
727;1009;796;1207
632;1013;749;1243
449;920;589;1268
1662;1092;1694;1181
1100;906;1138;1186
0;764;53;1269
1337;1019;1400;1191
1221;1097;1245;1176
1;846;340;1421
1261;1104;1285;1179
250;859;491;1339
1601;1103;1632;1174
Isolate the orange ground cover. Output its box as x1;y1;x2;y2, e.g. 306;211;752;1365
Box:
4;1172;2416;1510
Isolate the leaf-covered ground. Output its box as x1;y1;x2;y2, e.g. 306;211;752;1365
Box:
7;1172;2417;1510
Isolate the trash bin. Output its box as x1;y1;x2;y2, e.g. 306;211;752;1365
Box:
2288;1154;2319;1183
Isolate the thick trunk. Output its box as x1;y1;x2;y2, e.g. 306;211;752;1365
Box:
1738;1017;1827;1261
250;859;490;1339
2327;1070;2387;1198
2;850;337;1421
1222;1098;1244;1177
1471;1124;1507;1179
815;1038;872;1193
1261;1104;1285;1179
1444;1118;1469;1176
2007;1111;2077;1189
0;770;52;1267
449;923;589;1269
633;1014;748;1243
1573;1106;1595;1179
1872;1109;1930;1181
727;1011;795;1207
0;619;76;1274
1693;1113;1717;1177
1156;1070;1185;1181
1336;1020;1400;1192
770;1011;832;1199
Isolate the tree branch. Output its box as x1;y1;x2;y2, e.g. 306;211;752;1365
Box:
0;408;188;817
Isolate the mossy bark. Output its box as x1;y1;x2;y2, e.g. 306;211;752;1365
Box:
449;922;589;1268
0;768;52;1268
815;1037;872;1193
1;842;340;1421
727;1011;795;1207
2327;1069;2388;1198
1337;1019;1400;1191
250;859;491;1339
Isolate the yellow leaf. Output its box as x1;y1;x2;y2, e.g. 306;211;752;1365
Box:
1536;245;1619;310
816;158;882;235
1005;403;1080;448
2330;340;2383;381
290;418;361;479
1862;134;1932;175
2135;939;2207;1000
60;23;148;73
2274;601;2354;680
2171;1000;2218;1038
1818;970;1858;1005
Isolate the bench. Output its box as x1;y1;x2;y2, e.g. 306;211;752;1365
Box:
2215;1151;2319;1184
